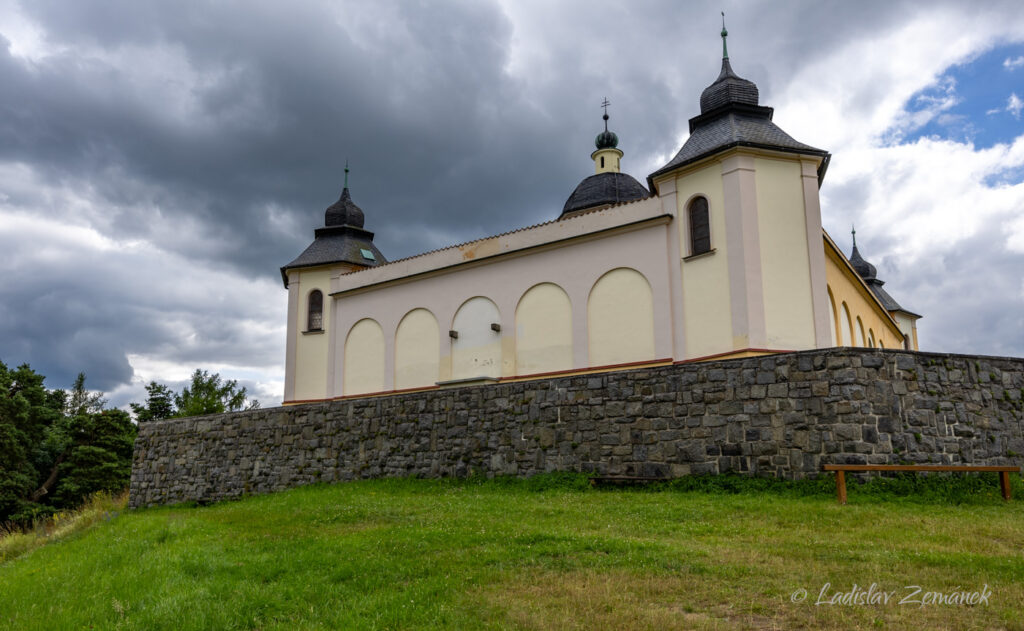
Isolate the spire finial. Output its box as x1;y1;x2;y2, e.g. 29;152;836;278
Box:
601;97;610;131
344;159;349;189
721;12;729;59
851;224;857;248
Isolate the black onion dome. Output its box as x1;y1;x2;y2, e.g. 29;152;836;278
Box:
561;172;649;216
849;245;877;281
281;183;385;286
595;112;619;149
699;58;760;113
324;187;365;228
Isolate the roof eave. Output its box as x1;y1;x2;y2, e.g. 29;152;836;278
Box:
647;142;830;193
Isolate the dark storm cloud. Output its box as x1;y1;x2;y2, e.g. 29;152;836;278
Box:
3;0;564;269
0;0;1021;399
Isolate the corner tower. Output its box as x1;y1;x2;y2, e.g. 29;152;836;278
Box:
561;101;649;218
848;230;921;350
649;19;833;359
281;165;387;402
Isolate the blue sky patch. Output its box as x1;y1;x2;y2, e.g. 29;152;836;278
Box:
896;43;1024;148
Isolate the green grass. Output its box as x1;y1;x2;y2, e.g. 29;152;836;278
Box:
1;474;1023;630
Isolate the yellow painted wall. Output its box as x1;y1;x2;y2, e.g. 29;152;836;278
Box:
674;163;732;358
593;148;622;174
588;268;655;366
754;158;816;349
293;268;331;401
855;316;866;346
824;238;903;349
839;301;853;346
394;308;440;389
515;282;573;375
827;288;838;346
344;318;386;395
451;297;503;379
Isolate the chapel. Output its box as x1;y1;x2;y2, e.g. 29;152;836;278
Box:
279;27;921;403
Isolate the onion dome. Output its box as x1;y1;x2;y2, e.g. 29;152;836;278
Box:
699;57;760;113
595;113;619;149
847;228;919;317
647;17;830;192
280;164;386;286
324;187;365;228
848;228;877;281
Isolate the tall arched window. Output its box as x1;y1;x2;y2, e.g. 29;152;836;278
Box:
688;196;711;255
307;290;323;331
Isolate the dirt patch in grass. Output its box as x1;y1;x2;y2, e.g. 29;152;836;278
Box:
478;568;1023;631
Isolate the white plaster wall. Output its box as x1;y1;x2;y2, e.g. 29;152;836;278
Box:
394;308;440;389
451;297;503;379
515;283;573;375
588;268;655;367
343;318;385;395
327;201;675;396
293;268;331;401
894;313;915;350
674;163;732;358
754;158;816;350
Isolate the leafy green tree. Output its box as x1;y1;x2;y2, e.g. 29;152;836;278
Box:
173;369;258;417
130;381;176;422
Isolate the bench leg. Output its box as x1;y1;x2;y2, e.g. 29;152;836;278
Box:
1000;471;1011;501
836;470;847;505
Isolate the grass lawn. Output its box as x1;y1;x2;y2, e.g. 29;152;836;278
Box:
1;475;1023;630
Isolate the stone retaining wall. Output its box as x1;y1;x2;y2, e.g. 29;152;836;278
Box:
129;349;1024;507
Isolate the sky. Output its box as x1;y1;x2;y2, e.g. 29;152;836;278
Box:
0;0;1022;410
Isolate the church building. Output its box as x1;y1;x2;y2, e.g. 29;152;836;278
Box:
280;28;921;404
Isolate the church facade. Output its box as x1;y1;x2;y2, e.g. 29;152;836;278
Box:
280;34;920;404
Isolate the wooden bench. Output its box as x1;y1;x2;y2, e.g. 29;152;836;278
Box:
823;464;1020;505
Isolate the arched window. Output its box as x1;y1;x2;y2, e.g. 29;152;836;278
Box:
307;290;323;331
688;197;711;255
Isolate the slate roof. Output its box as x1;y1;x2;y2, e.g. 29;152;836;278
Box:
849;244;921;317
324;188;365;228
280;187;387;286
866;280;905;312
561;172;649;217
648;58;829;190
849;245;877;281
700;58;759;112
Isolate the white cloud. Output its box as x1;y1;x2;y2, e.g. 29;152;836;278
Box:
1004;55;1024;69
1008;93;1023;118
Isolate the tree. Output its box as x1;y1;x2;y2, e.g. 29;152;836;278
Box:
65;372;106;417
51;409;136;508
0;363;136;525
173;369;257;417
130;381;176;422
